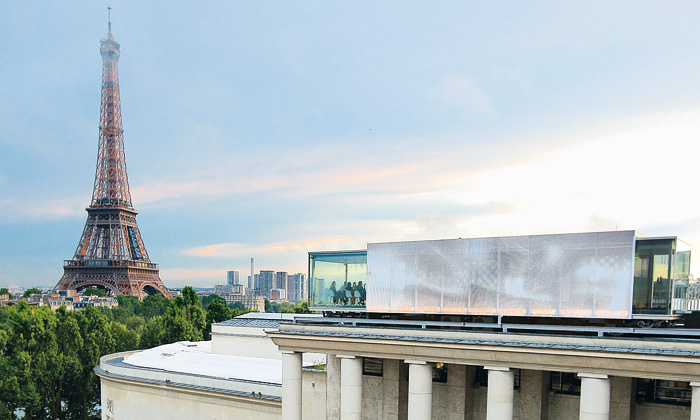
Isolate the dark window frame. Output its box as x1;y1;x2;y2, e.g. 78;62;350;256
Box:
637;379;691;406
432;363;448;383
550;372;581;395
362;357;383;377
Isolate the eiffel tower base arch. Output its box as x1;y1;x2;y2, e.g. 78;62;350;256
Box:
57;264;171;299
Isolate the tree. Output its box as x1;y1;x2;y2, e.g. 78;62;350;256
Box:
140;294;169;320
201;293;222;309
63;306;115;420
160;287;205;344
110;322;139;353
138;316;164;349
0;287;9;296
229;301;245;312
34;306;83;420
294;301;311;314
82;288;106;297
23;288;42;298
204;297;233;340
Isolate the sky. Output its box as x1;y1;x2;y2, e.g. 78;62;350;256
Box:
1;1;700;289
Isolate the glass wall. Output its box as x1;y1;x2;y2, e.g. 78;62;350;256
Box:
633;238;675;314
308;251;367;310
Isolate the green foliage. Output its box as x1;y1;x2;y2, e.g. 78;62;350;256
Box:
160;287;206;344
138;316;164;349
110;322;139;353
264;299;310;314
201;293;222;309
141;294;169;320
23;287;42;298
229;301;245;312
294;301;311;314
0;288;212;419
82;288;107;297
0;287;9;297
203;297;233;340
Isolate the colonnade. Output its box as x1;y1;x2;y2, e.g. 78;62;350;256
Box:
281;351;700;420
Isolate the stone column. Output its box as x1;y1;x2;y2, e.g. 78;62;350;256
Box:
485;366;514;420
690;382;700;420
339;355;363;420
327;354;341;420
405;360;433;420
578;373;610;420
282;351;303;420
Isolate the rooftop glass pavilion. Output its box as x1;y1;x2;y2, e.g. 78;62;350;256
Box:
308;232;692;319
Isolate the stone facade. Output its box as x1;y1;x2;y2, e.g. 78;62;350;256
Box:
271;322;700;420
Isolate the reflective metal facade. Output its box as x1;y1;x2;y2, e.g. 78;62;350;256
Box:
366;231;636;318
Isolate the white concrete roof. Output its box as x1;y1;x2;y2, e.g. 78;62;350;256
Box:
122;341;282;384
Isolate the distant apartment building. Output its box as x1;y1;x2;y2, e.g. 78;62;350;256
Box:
227;270;240;286
259;270;275;297
239;271;306;301
275;271;288;291
246;273;262;296
214;284;244;296
269;288;285;301
18;289;118;311
291;273;307;303
221;294;265;312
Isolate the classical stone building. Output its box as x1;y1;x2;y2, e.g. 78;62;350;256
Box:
98;231;700;420
269;319;700;420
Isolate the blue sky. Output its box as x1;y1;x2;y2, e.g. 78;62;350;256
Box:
2;1;700;288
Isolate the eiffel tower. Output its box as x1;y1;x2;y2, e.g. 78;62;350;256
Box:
56;11;170;298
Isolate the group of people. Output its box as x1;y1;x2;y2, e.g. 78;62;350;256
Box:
328;280;366;306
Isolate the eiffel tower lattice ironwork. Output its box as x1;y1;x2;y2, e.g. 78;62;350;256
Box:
56;12;170;298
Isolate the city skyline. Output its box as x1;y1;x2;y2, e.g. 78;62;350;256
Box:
2;2;700;289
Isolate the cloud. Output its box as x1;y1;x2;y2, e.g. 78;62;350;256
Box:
0;195;85;223
429;75;494;114
183;236;364;259
158;268;224;281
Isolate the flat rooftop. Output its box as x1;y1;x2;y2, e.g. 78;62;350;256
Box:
120;341;282;384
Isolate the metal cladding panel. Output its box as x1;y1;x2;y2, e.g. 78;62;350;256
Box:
593;231;635;318
560;233;597;317
528;235;562;316
366;230;636;318
366;244;393;312
498;236;530;315
441;239;470;314
469;238;499;314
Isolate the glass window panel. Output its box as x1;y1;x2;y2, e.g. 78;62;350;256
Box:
362;358;383;377
432;363;447;383
309;251;367;309
637;378;691;406
633;239;674;314
550;372;581;395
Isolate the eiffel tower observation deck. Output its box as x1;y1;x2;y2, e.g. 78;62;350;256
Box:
56;11;170;298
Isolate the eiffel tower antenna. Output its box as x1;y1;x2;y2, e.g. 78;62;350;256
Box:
108;7;112;35
55;14;170;298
